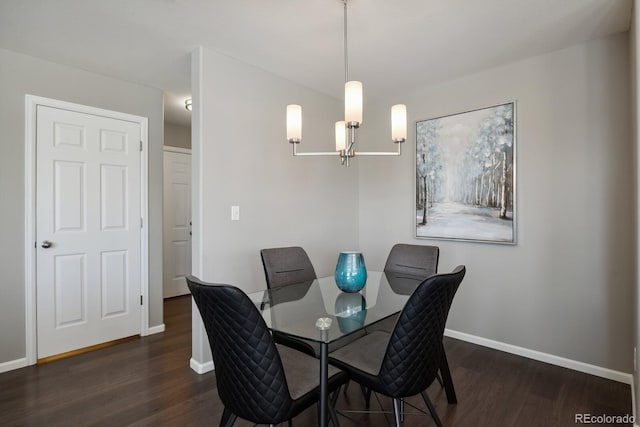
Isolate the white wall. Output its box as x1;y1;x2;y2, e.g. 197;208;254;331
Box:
359;33;634;373
191;35;634;375
0;48;165;365
164;122;191;149
190;47;359;367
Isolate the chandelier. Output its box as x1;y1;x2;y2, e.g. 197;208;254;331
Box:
286;0;406;166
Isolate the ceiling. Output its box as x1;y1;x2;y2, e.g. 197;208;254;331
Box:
0;0;632;127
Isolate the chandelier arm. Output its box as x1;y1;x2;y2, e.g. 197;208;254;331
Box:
355;143;403;156
293;152;341;156
346;124;356;154
346;141;355;153
354;152;401;156
292;143;340;156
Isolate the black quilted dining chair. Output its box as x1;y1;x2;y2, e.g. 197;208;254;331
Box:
368;243;457;405
328;266;466;427
187;276;348;427
260;246;366;357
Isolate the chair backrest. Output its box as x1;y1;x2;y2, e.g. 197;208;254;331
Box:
379;265;465;398
186;276;294;423
260;246;317;289
384;244;439;277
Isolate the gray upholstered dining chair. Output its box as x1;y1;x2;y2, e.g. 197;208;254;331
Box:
384;243;440;276
329;266;466;427
366;244;439;334
261;246;318;289
260;246;366;357
187;275;348;427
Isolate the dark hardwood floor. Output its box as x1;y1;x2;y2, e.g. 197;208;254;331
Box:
0;296;632;426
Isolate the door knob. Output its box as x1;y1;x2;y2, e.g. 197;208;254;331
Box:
41;240;53;249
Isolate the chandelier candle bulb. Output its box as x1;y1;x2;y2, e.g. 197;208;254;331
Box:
286;104;302;143
335;121;346;151
344;81;363;125
391;104;407;143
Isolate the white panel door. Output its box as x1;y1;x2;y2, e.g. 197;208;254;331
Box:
36;105;142;359
163;150;191;298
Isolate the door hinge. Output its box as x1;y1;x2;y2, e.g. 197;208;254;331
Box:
140;218;143;228
140;141;143;151
140;295;143;306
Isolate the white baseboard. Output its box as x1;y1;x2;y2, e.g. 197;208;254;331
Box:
0;357;28;374
146;324;166;335
444;328;633;385
190;357;214;374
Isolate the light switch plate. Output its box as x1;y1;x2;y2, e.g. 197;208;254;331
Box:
231;205;240;221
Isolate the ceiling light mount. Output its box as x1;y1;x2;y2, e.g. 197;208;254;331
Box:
286;0;406;166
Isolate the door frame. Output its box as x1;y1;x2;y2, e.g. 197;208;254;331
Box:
24;95;150;366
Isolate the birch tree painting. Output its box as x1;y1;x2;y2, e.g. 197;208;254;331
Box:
416;102;515;243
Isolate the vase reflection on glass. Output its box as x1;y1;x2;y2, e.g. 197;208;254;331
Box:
334;251;367;293
335;292;367;333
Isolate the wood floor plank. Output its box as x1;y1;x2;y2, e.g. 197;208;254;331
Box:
0;295;631;426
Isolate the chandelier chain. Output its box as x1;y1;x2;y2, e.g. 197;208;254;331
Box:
344;0;348;83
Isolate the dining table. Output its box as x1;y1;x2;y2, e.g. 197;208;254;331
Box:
247;270;456;427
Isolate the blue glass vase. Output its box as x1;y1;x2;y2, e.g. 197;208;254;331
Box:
334;251;367;292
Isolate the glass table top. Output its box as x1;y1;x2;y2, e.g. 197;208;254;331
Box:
247;271;426;344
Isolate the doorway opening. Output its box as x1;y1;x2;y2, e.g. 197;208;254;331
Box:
162;92;192;299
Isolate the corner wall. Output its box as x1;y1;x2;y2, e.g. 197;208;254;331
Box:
0;48;164;367
359;33;634;373
190;47;359;367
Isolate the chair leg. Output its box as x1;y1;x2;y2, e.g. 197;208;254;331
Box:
331;386;342;406
288;420;293;427
343;379;350;395
328;399;340;427
360;384;372;409
435;370;444;387
400;398;405;422
439;347;457;404
421;391;443;427
392;398;402;427
326;385;342;426
219;407;237;427
344;379;372;406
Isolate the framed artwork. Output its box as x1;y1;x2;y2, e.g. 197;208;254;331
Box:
415;102;516;244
